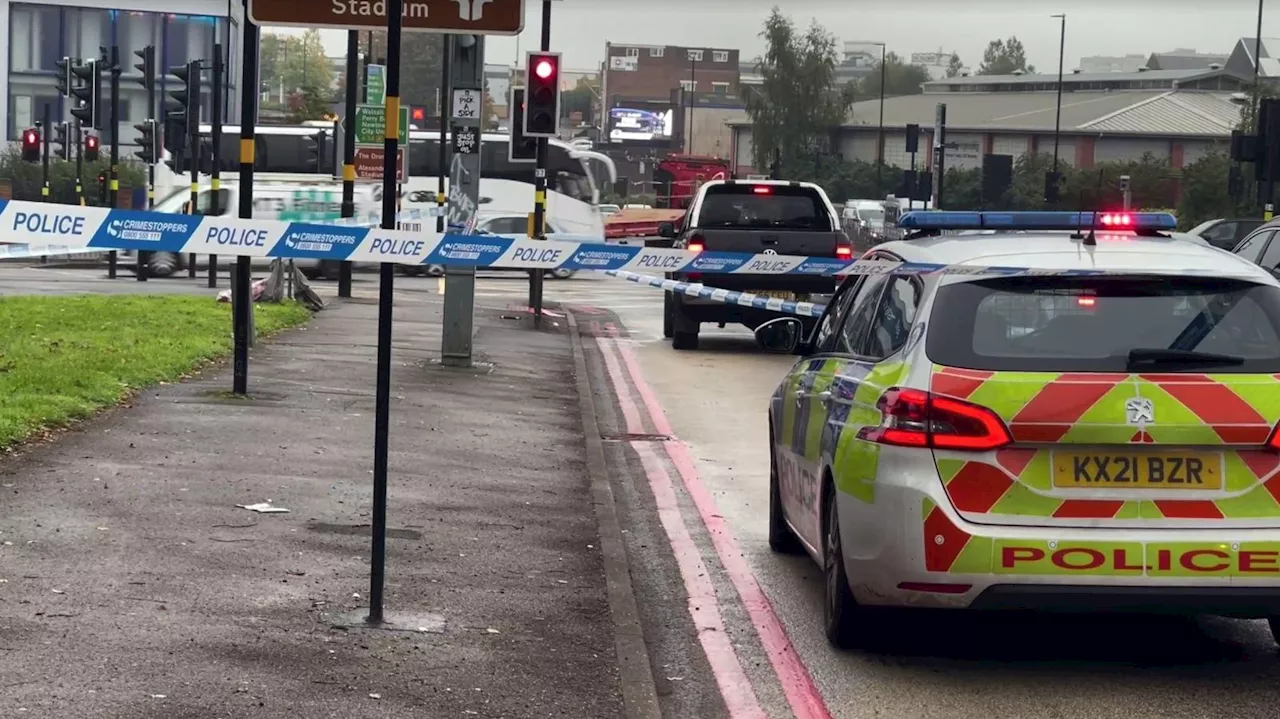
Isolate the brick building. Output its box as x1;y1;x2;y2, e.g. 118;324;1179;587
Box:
602;42;741;103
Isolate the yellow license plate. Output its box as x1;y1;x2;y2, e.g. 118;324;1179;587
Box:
752;291;797;300
1051;451;1222;490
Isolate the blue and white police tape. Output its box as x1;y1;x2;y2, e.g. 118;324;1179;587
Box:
605;270;827;318
0;199;1257;279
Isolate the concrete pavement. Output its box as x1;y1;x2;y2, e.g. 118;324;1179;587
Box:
0;289;635;717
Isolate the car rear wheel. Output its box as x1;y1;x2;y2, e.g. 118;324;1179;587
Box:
662;293;674;339
768;430;803;555
147;251;179;278
670;295;699;350
823;482;866;650
549;268;575;280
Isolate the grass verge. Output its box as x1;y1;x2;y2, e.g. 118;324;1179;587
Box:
0;294;311;448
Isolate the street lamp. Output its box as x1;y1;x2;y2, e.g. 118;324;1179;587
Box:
1049;13;1066;204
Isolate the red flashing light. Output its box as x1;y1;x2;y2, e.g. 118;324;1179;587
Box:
24;131;37;144
1077;296;1097;308
411;107;425;121
1099;212;1132;227
857;387;1012;451
534;59;555;80
86;135;98;150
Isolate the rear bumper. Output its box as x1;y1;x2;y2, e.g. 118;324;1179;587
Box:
836;448;1280;617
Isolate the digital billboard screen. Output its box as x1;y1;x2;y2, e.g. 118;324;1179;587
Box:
608;105;675;143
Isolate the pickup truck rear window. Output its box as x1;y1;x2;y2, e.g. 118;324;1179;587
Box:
697;185;832;231
926;276;1280;373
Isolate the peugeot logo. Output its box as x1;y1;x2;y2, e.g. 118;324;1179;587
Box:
1125;398;1155;425
762;249;778;255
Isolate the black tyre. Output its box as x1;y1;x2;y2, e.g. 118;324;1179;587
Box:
147;251;179;278
663;293;674;339
768;429;804;555
670;295;699;350
672;330;699;350
1269;617;1280;646
823;482;865;650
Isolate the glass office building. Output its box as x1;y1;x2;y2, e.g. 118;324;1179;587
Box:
3;0;244;144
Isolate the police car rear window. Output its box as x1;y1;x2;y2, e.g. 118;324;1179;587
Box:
926;276;1280;373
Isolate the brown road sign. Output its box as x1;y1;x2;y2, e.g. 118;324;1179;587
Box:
353;146;406;183
248;0;525;35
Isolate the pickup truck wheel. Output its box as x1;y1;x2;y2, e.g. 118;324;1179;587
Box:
672;330;699;350
662;293;674;338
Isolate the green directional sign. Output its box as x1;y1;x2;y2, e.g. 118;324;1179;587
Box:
365;64;386;105
354;104;409;146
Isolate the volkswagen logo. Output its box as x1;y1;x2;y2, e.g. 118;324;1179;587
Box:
762;249;778;255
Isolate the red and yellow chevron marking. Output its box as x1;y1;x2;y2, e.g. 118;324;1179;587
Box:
921;499;1280;576
929;365;1280;522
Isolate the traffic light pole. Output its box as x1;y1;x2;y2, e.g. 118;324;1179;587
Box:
368;0;404;628
187;60;201;279
233;3;258;396
209;44;223;289
338;30;358;299
529;0;553;327
136;44;156;282
436;38;450;236
39;105;50;202
108;45;120;280
74;121;84;206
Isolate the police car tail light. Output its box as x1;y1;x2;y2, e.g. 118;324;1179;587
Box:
858;387;1012;451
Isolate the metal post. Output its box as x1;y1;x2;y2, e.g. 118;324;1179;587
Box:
40;105;50;202
1255;1;1265;131
529;0;551;326
687;56;695;154
368;0;403;627
108;46;120;279
932;103;947;209
209;43;223;289
188;59;200;279
234;2;257;396
441;36;482;368
876;43;885;198
74;120;84;206
338;31;358;299
437;37;450;236
1051;14;1065;178
139;46;157;281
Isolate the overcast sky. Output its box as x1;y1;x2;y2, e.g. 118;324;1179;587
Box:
273;0;1272;73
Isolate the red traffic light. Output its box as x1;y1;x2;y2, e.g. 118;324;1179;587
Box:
411;106;425;122
534;59;555;80
86;135;99;150
24;130;37;145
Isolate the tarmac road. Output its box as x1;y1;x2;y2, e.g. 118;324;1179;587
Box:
552;273;1280;719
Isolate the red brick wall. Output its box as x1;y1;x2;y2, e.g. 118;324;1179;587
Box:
603;43;741;105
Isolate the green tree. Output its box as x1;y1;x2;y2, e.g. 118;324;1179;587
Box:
978;37;1035;75
287;86;332;123
0;145;144;204
259;31;333;105
946;53;964;78
562;78;597;125
1061;154;1175;210
745;7;856;180
1176;150;1236;228
1006;152;1062;209
944;167;983;209
859;52;932;97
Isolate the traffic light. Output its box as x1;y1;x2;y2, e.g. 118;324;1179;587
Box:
166;61;200;137
55;56;72;97
70;59;100;129
508;87;536;163
134;119;157;164
523;51;562;138
85;134;100;162
21;127;40;163
97;171;108;205
306;130;328;172
1044;171;1062;204
53;121;69;161
133;45;155;91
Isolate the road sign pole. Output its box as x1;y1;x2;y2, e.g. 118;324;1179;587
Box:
437;37;450;235
108;46;120;279
338;30;358;299
40;104;50;203
209;42;223;289
233;1;258;396
529;0;552;327
441;36;484;369
368;0;403;627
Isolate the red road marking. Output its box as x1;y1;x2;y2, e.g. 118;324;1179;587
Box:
595;336;766;718
606;334;833;719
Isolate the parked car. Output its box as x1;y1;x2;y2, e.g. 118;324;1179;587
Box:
1230;219;1280;277
1186;217;1265;250
841;199;887;249
422;211;576;279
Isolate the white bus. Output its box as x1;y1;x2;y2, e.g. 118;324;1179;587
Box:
141;124;617;277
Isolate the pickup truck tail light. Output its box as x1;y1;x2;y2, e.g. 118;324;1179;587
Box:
686;233;705;254
836;235;853;259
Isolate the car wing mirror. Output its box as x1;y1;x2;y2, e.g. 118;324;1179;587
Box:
657;222;676;238
754;317;804;354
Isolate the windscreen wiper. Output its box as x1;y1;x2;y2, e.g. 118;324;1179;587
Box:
1126;348;1245;368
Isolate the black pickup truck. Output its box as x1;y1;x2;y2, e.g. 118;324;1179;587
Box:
654;180;852;350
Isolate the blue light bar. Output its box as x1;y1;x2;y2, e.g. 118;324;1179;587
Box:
898;211;1178;232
